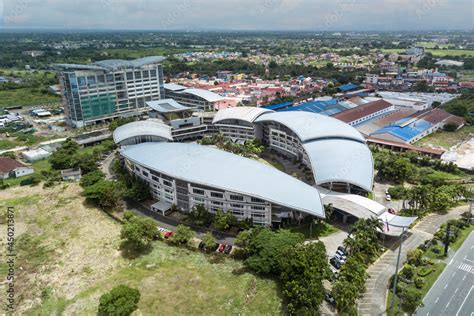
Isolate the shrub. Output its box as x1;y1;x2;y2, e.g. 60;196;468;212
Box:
201;231;217;251
407;249;424;266
417;267;434;277
98;285;140;316
401;264;415;280
171;224;194;245
400;287;423;313
414;277;425;289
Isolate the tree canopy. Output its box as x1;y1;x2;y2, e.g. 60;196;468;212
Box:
98;285;140;316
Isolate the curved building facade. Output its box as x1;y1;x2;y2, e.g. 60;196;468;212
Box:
121;142;325;226
113;120;173;146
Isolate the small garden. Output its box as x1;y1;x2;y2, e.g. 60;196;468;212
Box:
387;218;472;315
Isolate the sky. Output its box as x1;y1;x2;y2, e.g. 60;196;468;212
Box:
0;0;473;31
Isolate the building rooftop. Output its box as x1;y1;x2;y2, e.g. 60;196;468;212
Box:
212;106;273;124
0;157;27;174
164;83;188;91
113;120;173;144
146;99;197;113
304;138;374;191
333;99;393;124
255;111;366;143
180;88;225;102
121;142;325;218
54;56;166;71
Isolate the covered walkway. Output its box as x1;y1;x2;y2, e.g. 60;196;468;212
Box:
317;187;417;237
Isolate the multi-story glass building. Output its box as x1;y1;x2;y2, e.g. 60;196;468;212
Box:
55;56;166;127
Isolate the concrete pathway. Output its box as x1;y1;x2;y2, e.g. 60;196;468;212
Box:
357;205;468;316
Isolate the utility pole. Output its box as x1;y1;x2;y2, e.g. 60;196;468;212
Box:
390;226;406;310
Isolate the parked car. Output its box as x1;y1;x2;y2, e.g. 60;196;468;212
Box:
217;244;226;253
330;257;341;269
224;244;233;254
334;253;346;263
337;246;347;255
336;249;347;259
325;292;336;305
388;208;396;214
164;231;174;239
385;188;389;194
385;194;391;201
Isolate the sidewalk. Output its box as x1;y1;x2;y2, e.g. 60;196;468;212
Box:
357;205;468;316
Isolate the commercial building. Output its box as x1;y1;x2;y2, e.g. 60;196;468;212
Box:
120;142;325;226
164;83;225;111
55;56;166;127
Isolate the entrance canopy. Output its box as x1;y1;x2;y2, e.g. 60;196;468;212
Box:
317;186;417;236
151;200;172;216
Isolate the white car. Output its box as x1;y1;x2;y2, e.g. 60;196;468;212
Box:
385;188;389;194
386;194;392;201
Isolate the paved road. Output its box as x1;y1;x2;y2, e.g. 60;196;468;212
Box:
357;205;468;316
416;232;474;316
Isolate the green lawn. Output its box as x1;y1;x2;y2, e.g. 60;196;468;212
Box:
386;263;446;316
254;156;285;172
290;221;339;239
0;88;60;108
415;125;474;150
450;225;474;251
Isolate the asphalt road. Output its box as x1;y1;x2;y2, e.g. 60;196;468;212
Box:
416;232;474;316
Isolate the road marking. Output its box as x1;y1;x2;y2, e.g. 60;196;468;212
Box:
452;271;456;277
464;255;474;263
455;287;459;294
444;284;448;289
463;275;466;280
456;285;473;316
457;263;473;273
435;297;439;303
449;258;454;265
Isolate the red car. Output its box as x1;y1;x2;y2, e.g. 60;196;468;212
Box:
164;231;174;239
217;244;225;252
388;208;396;214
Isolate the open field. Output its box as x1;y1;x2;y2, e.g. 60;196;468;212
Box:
415;125;474;150
0;183;282;315
373;48;474;57
0;88;60;108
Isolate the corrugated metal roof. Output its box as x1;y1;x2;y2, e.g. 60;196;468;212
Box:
121;142;325;218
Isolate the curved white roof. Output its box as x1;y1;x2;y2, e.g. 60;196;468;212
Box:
147;99;197;113
181;88;225;102
212;106;274;124
303;139;373;191
121;142;325;218
255;111;366;143
113;120;173;144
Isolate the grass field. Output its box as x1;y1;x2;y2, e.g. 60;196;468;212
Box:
0;88;60;108
0;184;283;315
415;125;474;150
373;48;474;57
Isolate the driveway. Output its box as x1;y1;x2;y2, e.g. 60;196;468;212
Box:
357;205;468;315
318;230;349;257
